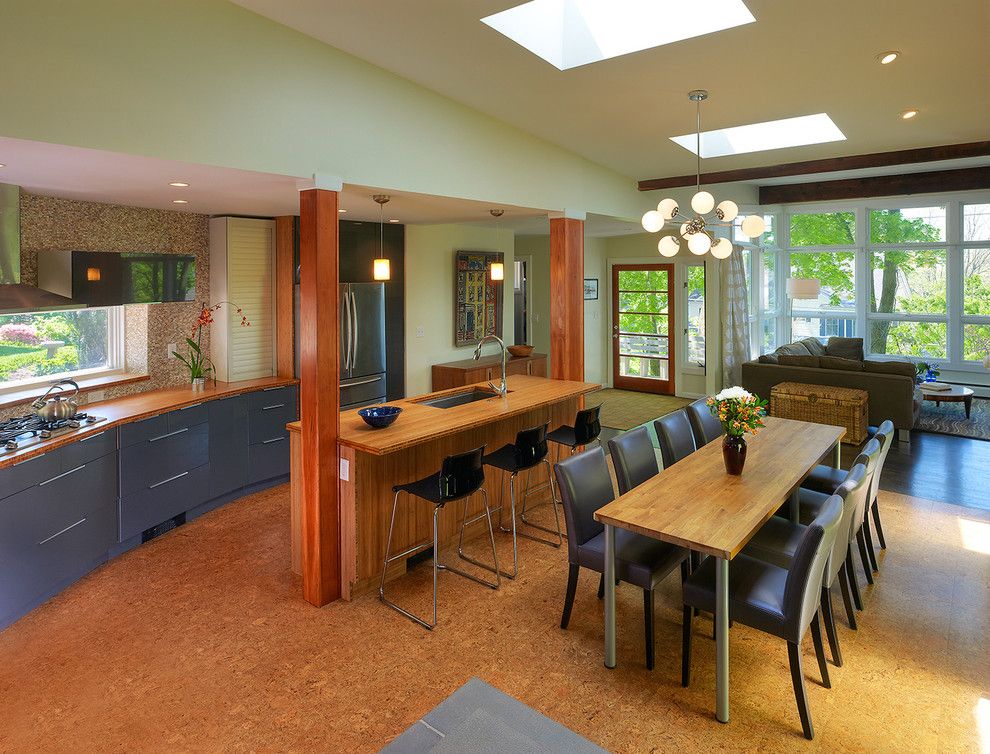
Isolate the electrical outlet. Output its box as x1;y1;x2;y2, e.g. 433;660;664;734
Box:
415;326;425;338
167;342;178;359
339;458;350;481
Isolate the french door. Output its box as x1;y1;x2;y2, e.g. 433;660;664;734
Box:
611;264;675;394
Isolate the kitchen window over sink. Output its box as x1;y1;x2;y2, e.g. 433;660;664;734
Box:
0;306;124;392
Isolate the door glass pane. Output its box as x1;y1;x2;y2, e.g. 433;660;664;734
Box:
869;206;946;243
870;249;947;314
618;291;668;313
762;318;777;352
686;266;705;368
964;249;990;316
789;212;856;246
618;269;667;291
615;266;671;383
618;312;667;335
619;356;668;380
871;320;947;359
761;250;777;311
619;334;668;358
790;252;856;311
963;204;990;242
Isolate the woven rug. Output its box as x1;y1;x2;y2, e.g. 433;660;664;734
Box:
915;397;990;441
585;388;693;430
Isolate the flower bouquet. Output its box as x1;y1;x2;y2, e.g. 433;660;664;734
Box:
706;386;768;475
175;302;250;389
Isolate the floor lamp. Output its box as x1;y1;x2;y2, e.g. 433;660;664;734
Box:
787;278;821;341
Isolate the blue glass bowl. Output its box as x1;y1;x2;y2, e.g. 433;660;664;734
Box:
358;405;403;429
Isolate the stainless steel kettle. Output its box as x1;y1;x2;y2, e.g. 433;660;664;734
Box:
30;379;80;421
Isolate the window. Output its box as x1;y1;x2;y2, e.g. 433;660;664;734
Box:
874;321;948;359
869;250;947;315
963;204;990;242
870;206;946;243
0;307;123;390
789;211;855;246
685;265;706;369
790;251;856;312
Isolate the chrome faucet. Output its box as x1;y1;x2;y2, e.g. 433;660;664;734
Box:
474;335;508;397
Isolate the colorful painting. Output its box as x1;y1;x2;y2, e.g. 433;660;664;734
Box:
454;250;503;347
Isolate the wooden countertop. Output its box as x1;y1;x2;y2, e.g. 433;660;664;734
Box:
287;375;599;455
0;376;298;470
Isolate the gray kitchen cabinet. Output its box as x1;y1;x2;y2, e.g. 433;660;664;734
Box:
208;395;249;500
246;384;297;486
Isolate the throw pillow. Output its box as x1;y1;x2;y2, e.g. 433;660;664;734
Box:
778;354;821;368
800;337;827;357
863;359;916;378
758;353;779;364
820;355;864;371
775;341;813;357
826;336;864;361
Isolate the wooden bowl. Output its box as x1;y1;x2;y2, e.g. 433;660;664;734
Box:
507;344;534;357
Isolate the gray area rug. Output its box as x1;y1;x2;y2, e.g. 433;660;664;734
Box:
915;397;990;441
381;678;606;754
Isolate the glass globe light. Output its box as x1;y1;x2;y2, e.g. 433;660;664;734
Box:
679;222;691;237
741;214;767;238
691;190;715;215
641;210;664;233
711;238;733;259
716;200;739;222
657;236;679;257
657;197;679;220
688;233;712;255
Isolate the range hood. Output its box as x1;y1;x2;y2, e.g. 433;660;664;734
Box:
0;183;84;314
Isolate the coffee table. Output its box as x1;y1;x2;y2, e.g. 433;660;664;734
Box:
922;385;974;418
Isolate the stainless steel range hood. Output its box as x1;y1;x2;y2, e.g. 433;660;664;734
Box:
0;183;84;314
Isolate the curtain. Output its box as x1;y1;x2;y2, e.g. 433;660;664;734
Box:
719;250;750;389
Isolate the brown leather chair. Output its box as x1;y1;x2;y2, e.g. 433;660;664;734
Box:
607;426;659;496
654;410;697;469
554;447;689;671
685;398;724;447
682;495;843;740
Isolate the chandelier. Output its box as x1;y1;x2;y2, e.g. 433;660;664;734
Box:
641;90;766;259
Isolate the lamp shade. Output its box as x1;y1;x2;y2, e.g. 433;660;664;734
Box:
373;258;391;281
786;277;821;299
490;261;504;281
641;210;663;233
657;198;679;220
657;235;679;257
710;238;733;259
688;233;712;255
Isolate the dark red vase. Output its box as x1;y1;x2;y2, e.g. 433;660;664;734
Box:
722;435;747;475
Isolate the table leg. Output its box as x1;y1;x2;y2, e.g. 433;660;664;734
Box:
789;488;800;524
604;524;616;669
833;442;841;469
715;556;730;724
965;395;973;419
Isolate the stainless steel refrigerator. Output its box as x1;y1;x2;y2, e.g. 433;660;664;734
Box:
294;281;387;410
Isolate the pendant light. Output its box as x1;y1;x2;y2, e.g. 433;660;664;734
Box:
373;194;391;281
489;209;505;281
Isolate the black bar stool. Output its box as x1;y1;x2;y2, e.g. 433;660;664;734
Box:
482;422;562;578
379;445;500;630
548;404;603;456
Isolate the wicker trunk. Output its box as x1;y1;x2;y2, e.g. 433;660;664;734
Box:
770;382;868;444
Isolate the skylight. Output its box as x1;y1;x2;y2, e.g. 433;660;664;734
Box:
670;113;846;157
481;0;756;71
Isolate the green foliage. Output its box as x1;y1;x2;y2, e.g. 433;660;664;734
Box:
0;345;79;381
0;341;43;357
34;313;79;344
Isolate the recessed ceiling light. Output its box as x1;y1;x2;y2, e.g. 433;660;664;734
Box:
169;181;189;187
482;0;756;71
172;199;188;204
388;219;399;223
0;163;5;168
670;113;846;158
338;208;347;213
901;109;919;120
878;51;899;65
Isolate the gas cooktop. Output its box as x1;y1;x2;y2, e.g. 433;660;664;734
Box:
0;413;107;452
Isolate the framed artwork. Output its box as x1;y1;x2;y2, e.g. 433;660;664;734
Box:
454;250;504;347
584;278;599;300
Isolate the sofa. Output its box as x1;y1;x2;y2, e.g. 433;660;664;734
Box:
741;336;922;435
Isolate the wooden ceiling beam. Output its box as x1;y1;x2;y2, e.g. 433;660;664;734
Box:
637;141;990;191
758;166;990;204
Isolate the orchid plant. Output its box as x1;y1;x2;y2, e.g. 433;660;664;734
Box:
175;302;250;382
706;386;768;438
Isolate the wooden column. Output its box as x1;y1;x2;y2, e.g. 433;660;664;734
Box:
275;216;295;379
298;189;341;606
549;217;584;382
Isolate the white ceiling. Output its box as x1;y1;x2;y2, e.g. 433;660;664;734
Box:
230;0;990;181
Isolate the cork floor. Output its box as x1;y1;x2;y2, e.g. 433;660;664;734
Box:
0;483;987;753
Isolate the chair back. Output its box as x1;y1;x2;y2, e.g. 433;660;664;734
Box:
870;419;895;506
554;447;615;564
847;437;881;543
827;463;868;583
607;426;659;495
572;404;603;446
686;398;724;447
438;445;486;502
513;422;550;471
654;410;697;468
783;494;843;640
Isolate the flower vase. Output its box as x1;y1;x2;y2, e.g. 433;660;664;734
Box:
191;377;206;391
722;435;747;475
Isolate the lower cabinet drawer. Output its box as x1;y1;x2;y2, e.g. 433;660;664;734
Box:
120;422;208;495
59;427;117;468
248;436;290;484
119;463;210;541
248;403;297;445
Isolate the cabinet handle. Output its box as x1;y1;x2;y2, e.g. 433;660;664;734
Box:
148;427;189;443
261;403;286;411
39;464;86;486
79;430;106;442
149;470;189;489
179;403;203;411
262;386;284;392
38;518;87;545
262;436;286;445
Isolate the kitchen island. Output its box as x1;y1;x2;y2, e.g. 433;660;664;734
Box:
287;374;599;598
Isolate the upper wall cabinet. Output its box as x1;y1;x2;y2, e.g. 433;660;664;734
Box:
209;217;276;382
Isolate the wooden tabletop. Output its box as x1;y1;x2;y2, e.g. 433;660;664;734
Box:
286;375;599;456
0;376;298;470
593;417;844;559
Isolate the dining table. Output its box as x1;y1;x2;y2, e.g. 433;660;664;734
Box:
593;416;845;724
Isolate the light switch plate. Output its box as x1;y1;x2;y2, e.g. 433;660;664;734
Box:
415;326;425;338
339;457;350;481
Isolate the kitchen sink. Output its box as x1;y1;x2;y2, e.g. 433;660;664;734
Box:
415;388;504;409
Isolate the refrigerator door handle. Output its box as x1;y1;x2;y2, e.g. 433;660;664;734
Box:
341;375;383;388
350;289;359;362
343;285;353;372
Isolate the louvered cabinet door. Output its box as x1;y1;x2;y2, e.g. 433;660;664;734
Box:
210;217;277;382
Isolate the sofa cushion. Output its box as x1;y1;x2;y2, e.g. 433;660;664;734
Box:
778;354;821;368
758;353;779;364
826;336;864;361
800;337;827;357
820;355;864;372
775;341;812;357
864;359;916;378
